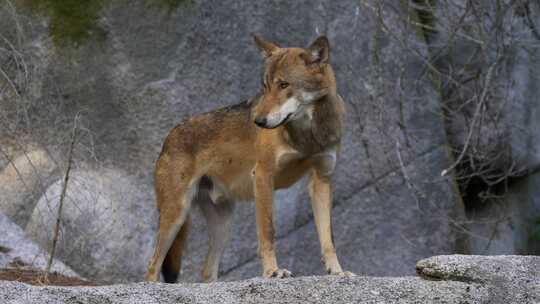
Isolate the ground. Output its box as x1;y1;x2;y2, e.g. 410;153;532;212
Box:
0;267;95;286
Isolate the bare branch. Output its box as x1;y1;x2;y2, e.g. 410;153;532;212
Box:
441;61;497;177
44;113;79;281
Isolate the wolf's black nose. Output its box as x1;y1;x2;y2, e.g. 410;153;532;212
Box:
254;117;267;127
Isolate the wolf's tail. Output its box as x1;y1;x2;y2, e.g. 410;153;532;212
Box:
161;215;191;283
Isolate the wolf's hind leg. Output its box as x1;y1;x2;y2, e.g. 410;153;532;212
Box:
198;192;235;283
146;154;196;282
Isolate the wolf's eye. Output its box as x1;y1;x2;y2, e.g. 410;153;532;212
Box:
278;81;289;90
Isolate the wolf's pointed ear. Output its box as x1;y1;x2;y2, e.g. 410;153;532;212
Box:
253;35;279;58
304;36;330;65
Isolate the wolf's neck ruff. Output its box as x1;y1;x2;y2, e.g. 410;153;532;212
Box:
283;93;343;154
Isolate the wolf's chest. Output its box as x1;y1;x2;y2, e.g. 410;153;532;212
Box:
273;143;338;189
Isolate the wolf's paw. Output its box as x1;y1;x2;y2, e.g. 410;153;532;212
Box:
264;268;293;279
329;270;356;277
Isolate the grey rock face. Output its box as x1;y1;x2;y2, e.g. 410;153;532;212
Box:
426;0;540;256
1;255;539;304
430;0;540;171
0;149;58;227
0;212;78;277
466;171;540;255
1;0;465;283
24;168;158;283
154;0;462;282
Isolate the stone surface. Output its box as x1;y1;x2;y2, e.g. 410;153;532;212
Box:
24;168;157;283
176;0;461;281
417;255;540;303
1;0;464;283
2;255;539;304
0;277;488;304
416;254;540;283
429;0;540;171
0;149;58;227
416;0;540;260
0;212;78;277
466;171;540;255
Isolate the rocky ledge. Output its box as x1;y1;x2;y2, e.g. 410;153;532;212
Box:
1;255;538;304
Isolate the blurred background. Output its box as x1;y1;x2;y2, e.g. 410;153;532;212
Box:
0;0;539;284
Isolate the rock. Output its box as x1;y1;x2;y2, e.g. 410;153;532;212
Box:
428;0;540;171
417;0;540;260
466;171;540;255
0;275;488;304
163;0;462;281
24;168;157;283
1;0;464;282
0;149;58;227
0;212;78;277
417;255;540;303
416;254;540;283
2;255;539;304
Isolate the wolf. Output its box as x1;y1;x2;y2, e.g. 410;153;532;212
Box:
146;35;352;283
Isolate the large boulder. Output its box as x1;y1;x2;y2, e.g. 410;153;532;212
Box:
423;0;540;255
0;276;489;304
0;149;58;227
25;168;157;283
2;0;465;282
1;255;538;304
417;255;540;303
0;212;78;277
428;0;540;172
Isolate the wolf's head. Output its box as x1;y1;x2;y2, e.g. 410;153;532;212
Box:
251;35;336;129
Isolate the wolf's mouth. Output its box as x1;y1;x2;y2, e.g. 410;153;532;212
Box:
262;113;293;129
281;113;293;125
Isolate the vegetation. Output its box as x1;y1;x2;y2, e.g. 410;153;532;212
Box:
16;0;192;47
18;0;105;47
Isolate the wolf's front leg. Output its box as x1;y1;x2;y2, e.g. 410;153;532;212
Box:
308;168;354;277
254;163;292;279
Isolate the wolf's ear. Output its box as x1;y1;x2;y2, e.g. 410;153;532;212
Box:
253;35;279;58
304;36;330;64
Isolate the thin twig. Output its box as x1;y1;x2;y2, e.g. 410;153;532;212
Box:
441;61;497;177
44;114;79;281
